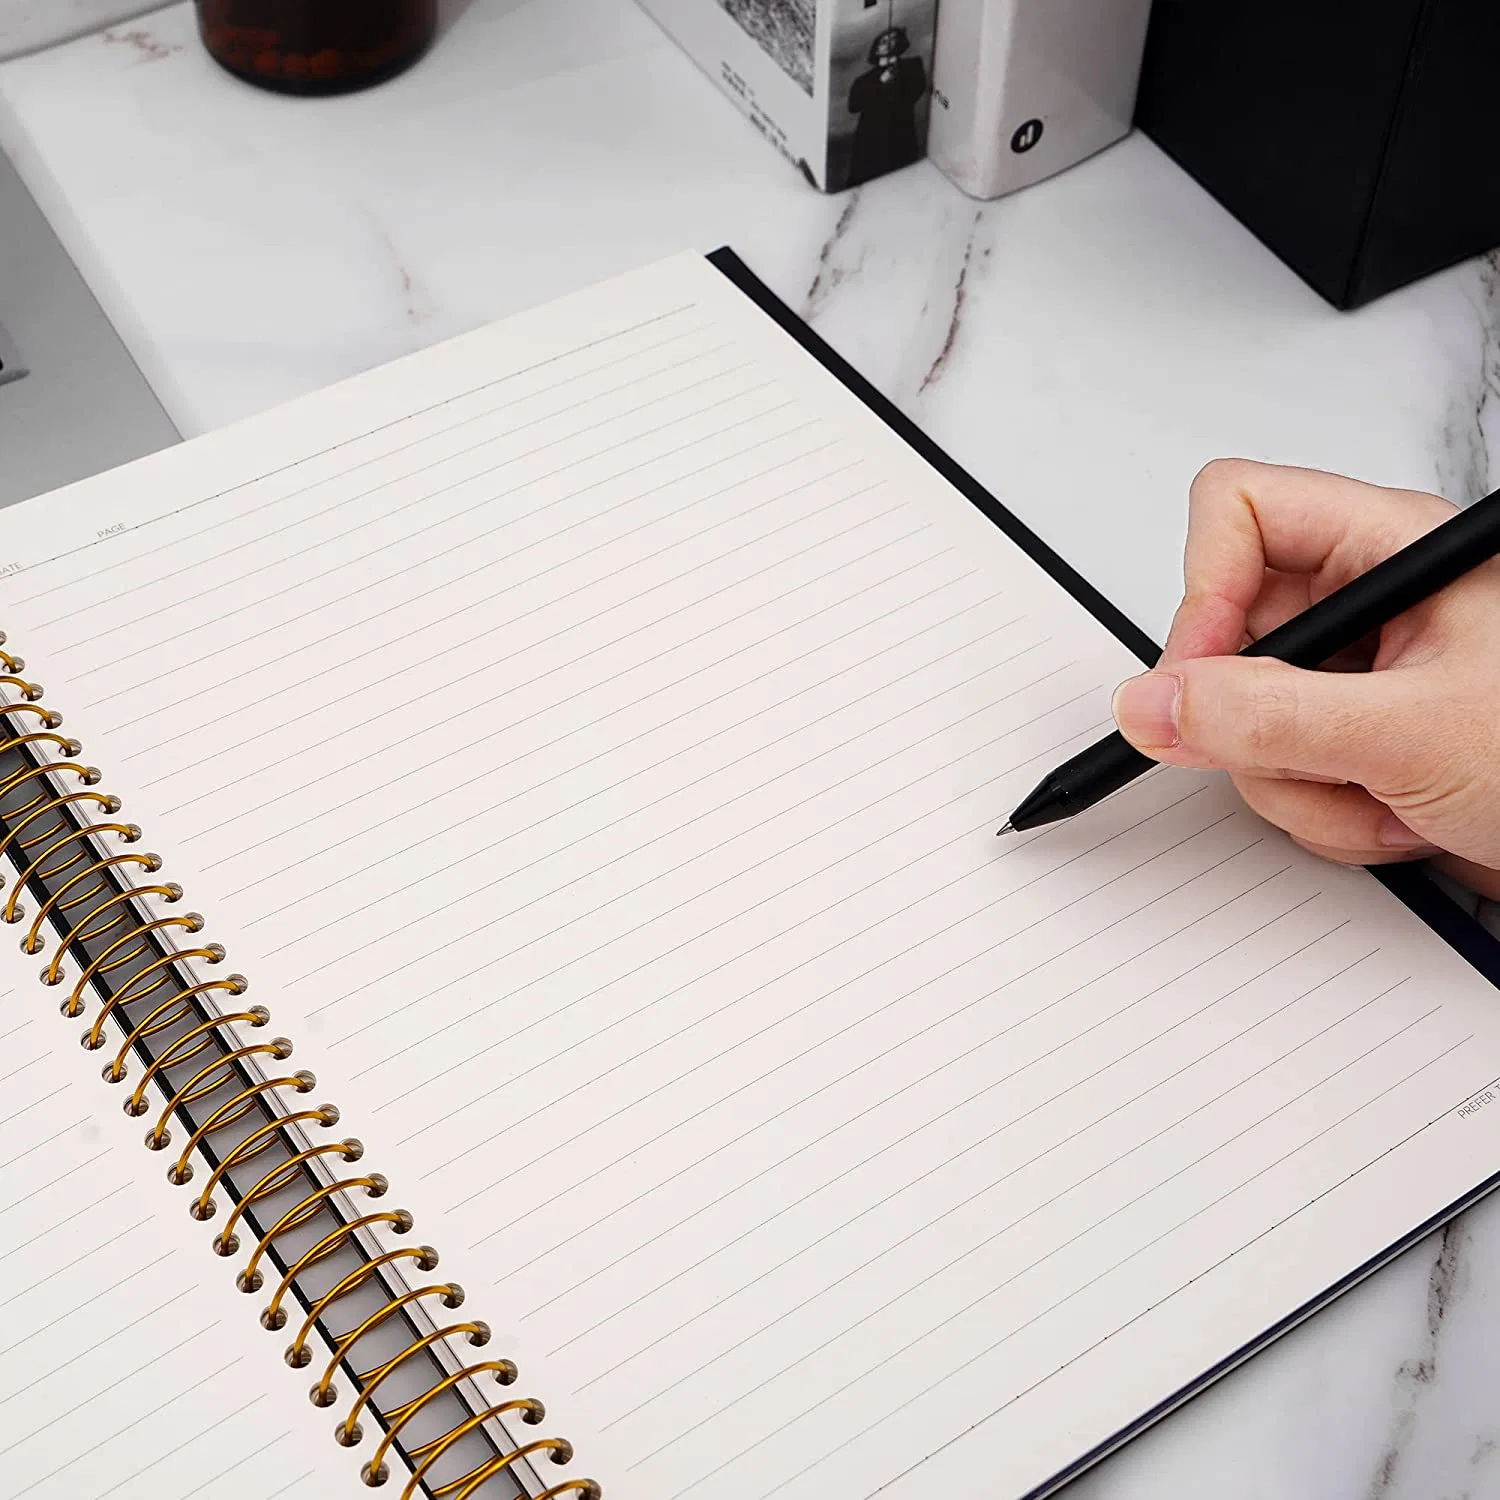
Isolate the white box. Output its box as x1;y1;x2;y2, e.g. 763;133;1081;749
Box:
635;0;941;192
928;0;1155;200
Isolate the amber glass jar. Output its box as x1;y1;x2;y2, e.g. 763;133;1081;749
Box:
195;0;437;96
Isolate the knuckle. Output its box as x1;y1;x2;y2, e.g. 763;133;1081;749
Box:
1189;457;1260;510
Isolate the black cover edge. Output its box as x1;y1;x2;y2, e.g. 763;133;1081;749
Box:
705;242;1500;1492
705;247;1162;669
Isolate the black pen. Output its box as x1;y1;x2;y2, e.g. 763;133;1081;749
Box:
999;485;1500;835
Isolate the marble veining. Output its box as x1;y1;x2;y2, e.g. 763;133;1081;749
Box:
100;22;181;62
4;3;1500;1497
917;206;980;394
1434;250;1500;507
802;190;861;319
0;0;167;60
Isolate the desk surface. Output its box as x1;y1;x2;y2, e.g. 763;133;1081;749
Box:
2;3;1499;1497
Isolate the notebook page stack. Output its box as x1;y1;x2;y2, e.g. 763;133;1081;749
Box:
2;250;1499;1500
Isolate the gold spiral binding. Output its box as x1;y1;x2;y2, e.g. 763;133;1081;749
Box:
402;1430;571;1499
215;1139;366;1263
164;1070;317;1169
193;1102;339;1226
0;671;597;1500
18;848;161;953
51;880;182;966
118;1008;267;1111
88;942;224;1044
337;1324;507;1447
103;974;246;1080
0;781;106;872
285;1244;439;1369
309;1282;463;1400
262;1207;412;1332
63;913;205;1019
234;1170;387;1282
370;1397;546;1493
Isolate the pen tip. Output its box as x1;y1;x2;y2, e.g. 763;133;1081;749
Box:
996;822;1015;837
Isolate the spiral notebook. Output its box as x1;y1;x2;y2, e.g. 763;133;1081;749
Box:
4;247;1500;1500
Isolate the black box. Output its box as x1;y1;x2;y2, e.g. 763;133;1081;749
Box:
1134;0;1500;309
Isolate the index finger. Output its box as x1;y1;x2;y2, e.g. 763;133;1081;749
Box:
1162;459;1455;662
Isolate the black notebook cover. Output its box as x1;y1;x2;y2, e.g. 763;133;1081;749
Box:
707;243;1500;1496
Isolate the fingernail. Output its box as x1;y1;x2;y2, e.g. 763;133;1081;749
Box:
1112;672;1182;748
1378;812;1432;850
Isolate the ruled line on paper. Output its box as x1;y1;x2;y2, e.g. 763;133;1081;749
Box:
175;1435;295;1500
449;801;1248;1229
256;574;1005;942
0;1116;89;1175
264;607;1037;957
52;332;738;643
482;822;1267;1280
67;363;777;670
230;546;975;926
0;1084;67;1136
0;1053;48;1089
599;961;1402;1433
401;691;1096;1154
563;877;1317;1378
433;790;1220;1184
0;1015;34;1045
263;1473;319;1500
750;1028;1469;1500
0;1149;112;1224
164;480;906;817
363;704;1113;1113
0;1216;154;1311
77;1382;259;1500
10;300;701;601
125;422;839;737
9;1323;216;1454
0;1257;160;1363
0;1182;130;1269
0;1291;179;1411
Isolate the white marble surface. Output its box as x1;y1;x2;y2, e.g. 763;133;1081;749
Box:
0;0;168;60
3;2;1500;1496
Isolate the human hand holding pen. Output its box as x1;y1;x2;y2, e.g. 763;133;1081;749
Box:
1109;460;1500;900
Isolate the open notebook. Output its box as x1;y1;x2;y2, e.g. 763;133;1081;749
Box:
3;247;1500;1500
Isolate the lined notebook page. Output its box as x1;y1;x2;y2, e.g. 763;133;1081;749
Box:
5;253;1500;1500
0;986;348;1500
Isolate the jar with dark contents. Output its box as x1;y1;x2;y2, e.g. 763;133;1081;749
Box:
195;0;437;96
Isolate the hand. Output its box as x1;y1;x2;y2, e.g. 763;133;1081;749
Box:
1110;459;1500;901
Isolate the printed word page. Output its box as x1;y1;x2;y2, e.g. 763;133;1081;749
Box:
0;984;353;1500
5;253;1500;1500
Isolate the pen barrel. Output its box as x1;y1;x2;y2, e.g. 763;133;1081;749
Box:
1241;489;1500;668
1052;733;1157;816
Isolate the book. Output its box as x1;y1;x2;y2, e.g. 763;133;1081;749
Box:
633;0;938;191
927;0;1154;201
2;246;1500;1500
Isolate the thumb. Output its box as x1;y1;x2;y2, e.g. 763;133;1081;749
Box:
1111;656;1427;790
